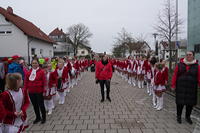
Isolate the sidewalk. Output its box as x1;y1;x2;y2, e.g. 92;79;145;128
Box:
26;72;200;133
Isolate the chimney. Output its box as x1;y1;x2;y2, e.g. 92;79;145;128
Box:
7;6;13;14
61;29;63;32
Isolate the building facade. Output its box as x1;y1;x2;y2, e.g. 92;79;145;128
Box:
188;0;200;60
0;7;54;63
49;28;74;57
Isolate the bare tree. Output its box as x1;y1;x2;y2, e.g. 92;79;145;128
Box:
67;23;93;56
154;0;183;71
112;28;148;57
112;28;134;57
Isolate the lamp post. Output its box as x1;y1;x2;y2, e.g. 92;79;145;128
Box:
175;0;179;63
153;33;158;57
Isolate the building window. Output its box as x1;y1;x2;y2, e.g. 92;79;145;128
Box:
0;30;12;35
166;55;169;58
40;49;43;55
194;44;200;53
31;48;36;55
49;50;52;56
81;51;85;54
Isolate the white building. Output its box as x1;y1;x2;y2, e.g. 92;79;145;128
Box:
49;28;74;57
77;44;92;57
0;7;54;63
131;42;151;57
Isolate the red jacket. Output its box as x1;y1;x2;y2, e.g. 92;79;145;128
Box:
0;100;6;123
95;61;113;80
24;68;46;93
154;70;167;86
46;71;57;89
0;88;30;125
54;67;69;85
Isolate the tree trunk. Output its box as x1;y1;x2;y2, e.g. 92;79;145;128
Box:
169;40;172;72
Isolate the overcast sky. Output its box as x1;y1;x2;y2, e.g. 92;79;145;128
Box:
0;0;187;53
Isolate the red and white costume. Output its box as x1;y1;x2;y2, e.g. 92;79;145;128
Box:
54;66;69;104
43;70;57;115
154;66;168;110
0;88;30;133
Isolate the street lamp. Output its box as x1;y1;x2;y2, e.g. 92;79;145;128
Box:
153;33;158;56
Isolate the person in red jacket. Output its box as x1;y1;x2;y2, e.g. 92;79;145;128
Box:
1;73;30;132
24;58;46;124
95;55;113;102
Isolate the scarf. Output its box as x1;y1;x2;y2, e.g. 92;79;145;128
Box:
29;67;39;81
102;60;108;65
183;58;197;65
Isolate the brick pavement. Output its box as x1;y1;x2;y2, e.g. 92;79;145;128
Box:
26;72;200;133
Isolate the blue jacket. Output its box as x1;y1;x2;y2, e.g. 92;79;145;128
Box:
8;62;24;80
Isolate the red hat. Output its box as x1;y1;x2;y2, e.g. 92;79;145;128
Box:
1;57;8;62
45;58;49;62
11;55;21;60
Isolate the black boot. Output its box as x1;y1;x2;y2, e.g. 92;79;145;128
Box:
185;117;193;125
107;97;111;102
41;118;46;124
33;118;41;124
100;99;104;103
177;116;181;124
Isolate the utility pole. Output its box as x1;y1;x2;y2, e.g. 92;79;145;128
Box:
153;33;158;57
175;0;179;64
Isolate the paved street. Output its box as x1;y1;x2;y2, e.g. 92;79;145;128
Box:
27;72;200;133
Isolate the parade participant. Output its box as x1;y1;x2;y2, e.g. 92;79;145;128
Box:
54;58;69;105
8;55;24;80
1;73;30;132
96;55;113;102
43;63;56;115
51;58;57;71
171;51;200;124
64;57;72;93
24;58;46;124
0;99;6;133
137;56;145;88
150;57;157;107
132;56;138;86
154;60;168;111
127;56;132;85
145;57;152;95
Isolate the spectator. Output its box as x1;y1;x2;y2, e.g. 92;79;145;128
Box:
171;51;200;124
8;55;24;80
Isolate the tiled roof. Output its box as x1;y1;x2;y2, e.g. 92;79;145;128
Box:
49;28;66;36
0;7;54;44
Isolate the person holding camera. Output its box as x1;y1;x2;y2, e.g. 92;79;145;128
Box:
95;55;113;102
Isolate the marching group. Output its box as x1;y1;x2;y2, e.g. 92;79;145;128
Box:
0;55;90;132
113;55;168;111
0;50;199;133
111;51;200;125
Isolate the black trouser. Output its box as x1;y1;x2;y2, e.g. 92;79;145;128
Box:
99;80;110;100
0;78;5;93
176;104;193;118
29;93;46;121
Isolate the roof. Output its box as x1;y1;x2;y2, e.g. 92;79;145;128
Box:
49;28;66;36
0;7;54;44
79;43;91;50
